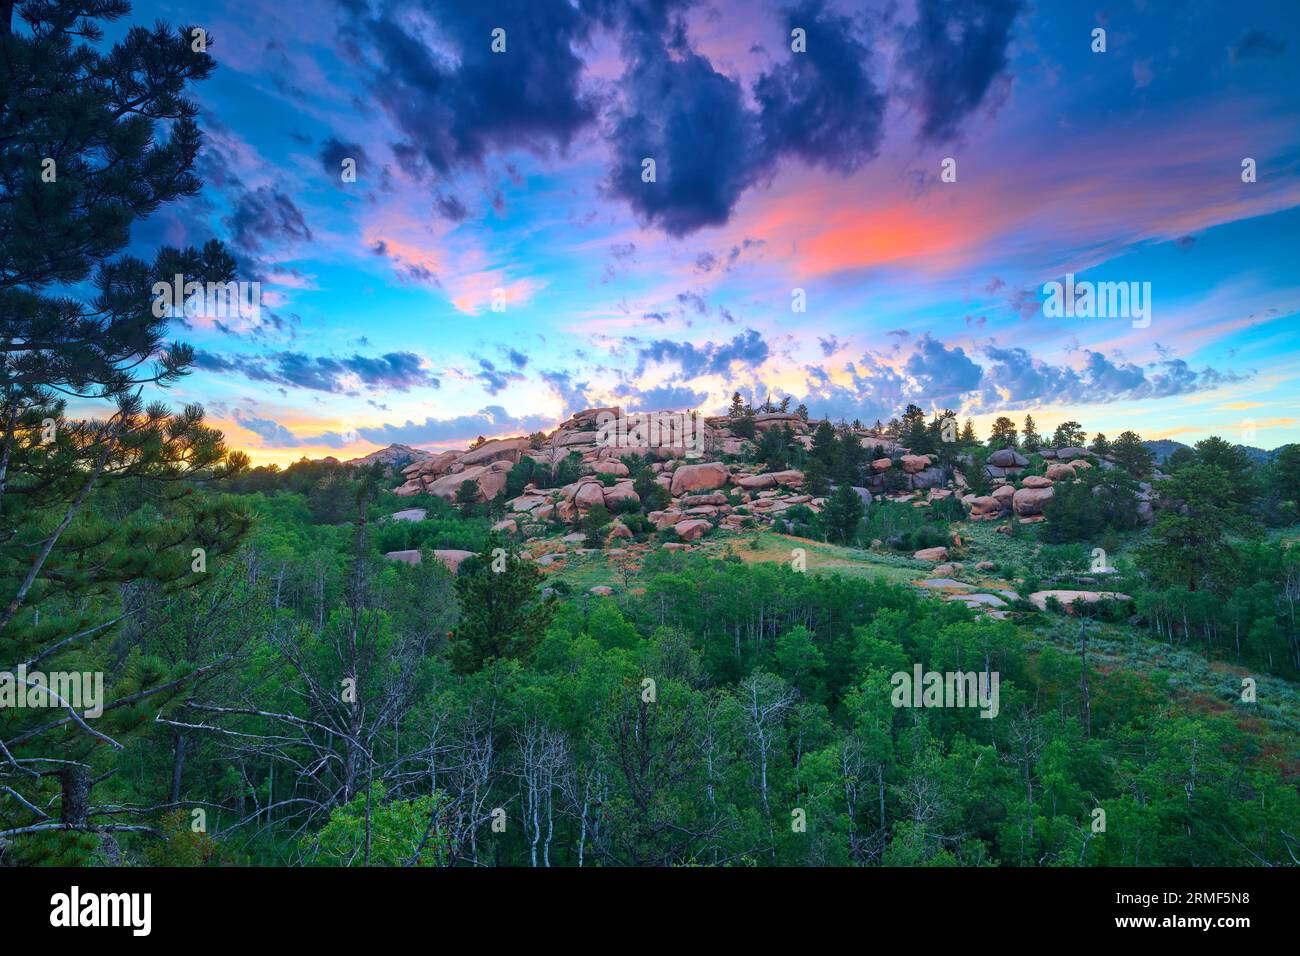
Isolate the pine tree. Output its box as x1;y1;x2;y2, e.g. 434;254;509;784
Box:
0;0;250;850
1022;415;1042;451
1111;430;1154;478
449;541;553;673
988;416;1018;449
821;483;865;544
961;419;977;443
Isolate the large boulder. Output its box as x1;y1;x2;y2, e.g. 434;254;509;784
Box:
603;484;640;508
910;466;948;490
670;461;729;496
1012;485;1054;516
1028;590;1132;613
1055;447;1088;461
968;496;1005;520
390;508;427;522
674;519;712;542
574;481;606;511
734;468;803;491
913;546;949;563
383;549;477;573
1046;463;1076;481
1022;475;1053;489
900;454;932;474
426;460;512;502
459;437;530;467
872;457;893;472
988;448;1029;468
591;460;629;477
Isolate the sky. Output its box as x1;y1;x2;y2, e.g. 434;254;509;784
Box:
109;0;1300;466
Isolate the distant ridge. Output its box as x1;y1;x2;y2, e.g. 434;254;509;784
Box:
1143;439;1288;465
344;444;430;468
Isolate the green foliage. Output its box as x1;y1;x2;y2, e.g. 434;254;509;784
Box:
304;785;451;866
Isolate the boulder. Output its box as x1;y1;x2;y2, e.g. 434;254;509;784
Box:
681;493;727;507
1055;447;1088;461
1028;590;1132;613
591;460;629;477
426;460;511;502
901;454;931;474
603;485;640;508
991;484;1016;504
1022;475;1053;489
1012;485;1054;516
590;585;615;596
910;466;947;489
988;448;1029;468
492;519;518;534
913;546;949;563
382;549;477;573
574;481;606;511
1045;463;1076;481
670;461;729;496
969;496;1004;520
459;437;530;467
674;519;712;542
390;508;427;522
872;457;893;472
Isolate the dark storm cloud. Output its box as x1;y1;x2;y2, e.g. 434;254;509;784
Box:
755;0;887;174
344;0;596;176
225;186;312;253
319;137;368;177
605;33;769;237
899;0;1024;144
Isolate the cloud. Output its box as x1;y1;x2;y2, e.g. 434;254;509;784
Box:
755;0;887;173
194;349;440;394
635;328;770;377
540;369;593;416
1231;29;1287;62
899;0;1023;143
233;410;349;449
614;382;707;410
976;345;1251;410
345;0;595;176
318;138;368;179
225;186;312;253
606;34;769;237
476;358;525;395
903;334;983;400
358;406;553;446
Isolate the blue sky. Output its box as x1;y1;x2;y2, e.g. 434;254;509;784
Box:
107;0;1300;464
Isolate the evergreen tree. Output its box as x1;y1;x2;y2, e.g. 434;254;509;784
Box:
0;0;251;849
1051;421;1087;448
821;484;865;543
449;541;553;673
1022;415;1042;451
1111;430;1154;478
988;416;1018;448
1089;433;1111;456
